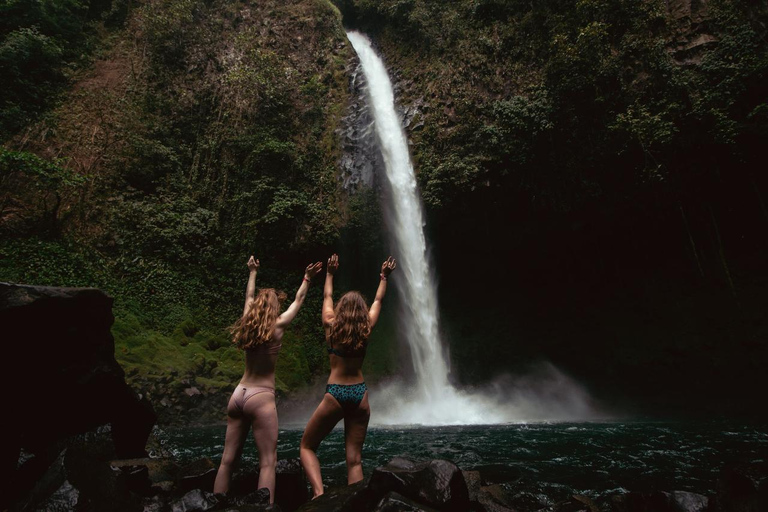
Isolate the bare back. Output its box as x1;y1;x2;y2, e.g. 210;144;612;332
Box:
241;326;285;387
324;323;366;384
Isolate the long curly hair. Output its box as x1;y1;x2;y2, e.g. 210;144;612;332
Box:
329;291;371;350
230;288;286;349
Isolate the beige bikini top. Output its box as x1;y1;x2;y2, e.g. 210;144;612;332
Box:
245;338;282;355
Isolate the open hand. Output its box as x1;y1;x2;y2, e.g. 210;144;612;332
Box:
327;254;339;275
381;256;397;277
247;256;260;272
305;261;323;279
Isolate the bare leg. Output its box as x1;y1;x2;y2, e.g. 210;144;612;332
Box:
244;392;279;503
343;391;370;485
300;394;344;498
214;393;250;494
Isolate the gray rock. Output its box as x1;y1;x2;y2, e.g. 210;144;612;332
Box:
374;491;439;512
476;485;518;512
715;462;768;512
184;387;202;397
171;489;220;512
143;495;167;512
227;488;271;508
508;491;548;512
294;480;374;511
229;458;307;511
36;480;79;512
553;494;599;512
670;491;708;512
177;458;217;492
275;458;309;511
1;282;156;478
368;457;470;511
610;491;673;512
336;57;380;193
462;471;482;502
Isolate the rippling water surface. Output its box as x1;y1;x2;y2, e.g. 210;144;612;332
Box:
163;421;767;506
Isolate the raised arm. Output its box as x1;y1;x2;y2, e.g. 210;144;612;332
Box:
322;254;339;326
276;261;323;328
369;256;396;327
242;256;259;317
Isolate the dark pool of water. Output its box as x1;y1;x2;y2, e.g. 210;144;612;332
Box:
162;420;767;507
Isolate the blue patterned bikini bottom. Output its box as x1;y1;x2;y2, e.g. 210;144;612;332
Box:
326;382;367;410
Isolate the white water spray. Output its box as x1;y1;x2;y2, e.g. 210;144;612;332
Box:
346;31;599;425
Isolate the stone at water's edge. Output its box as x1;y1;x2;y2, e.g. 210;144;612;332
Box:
171;489;221;512
228;458;309;512
177;458;218;493
368;457;470;511
294;480;373;512
715;462;768;512
554;494;600;512
609;490;709;512
374;491;439;512
1;282;156;509
475;485;518;512
462;470;482;503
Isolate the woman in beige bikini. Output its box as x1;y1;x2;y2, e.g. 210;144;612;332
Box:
213;255;322;502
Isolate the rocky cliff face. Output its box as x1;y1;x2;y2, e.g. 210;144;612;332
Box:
666;0;718;65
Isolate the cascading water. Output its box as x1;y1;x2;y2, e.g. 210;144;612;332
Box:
346;31;598;425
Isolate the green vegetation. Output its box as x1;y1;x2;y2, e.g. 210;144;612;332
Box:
0;0;385;410
2;0;767;417
0;0;128;137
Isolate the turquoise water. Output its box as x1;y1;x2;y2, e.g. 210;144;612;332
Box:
163;421;767;507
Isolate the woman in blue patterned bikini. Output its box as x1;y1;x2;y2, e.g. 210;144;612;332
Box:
300;253;397;498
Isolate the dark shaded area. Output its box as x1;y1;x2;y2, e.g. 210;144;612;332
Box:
292;455;766;512
0;282;155;509
334;0;768;419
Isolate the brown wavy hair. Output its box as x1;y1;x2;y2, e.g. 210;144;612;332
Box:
329;291;371;350
230;288;286;349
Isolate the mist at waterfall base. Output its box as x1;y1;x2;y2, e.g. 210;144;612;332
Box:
371;363;598;425
344;31;600;425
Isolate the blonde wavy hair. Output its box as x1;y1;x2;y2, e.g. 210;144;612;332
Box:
230;288;286;350
329;291;371;350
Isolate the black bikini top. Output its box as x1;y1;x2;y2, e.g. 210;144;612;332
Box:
326;338;366;358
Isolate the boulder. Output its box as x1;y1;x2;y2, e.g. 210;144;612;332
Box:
111;457;180;485
610;490;710;512
37;480;81;512
170;489;220;512
229;458;307;511
177;458;217;492
507;491;548;512
275;458;310;511
670;491;708;512
1;282;156;510
462;471;482;502
716;462;768;512
610;491;673;512
374;491;440;512
226;487;271;508
142;495;167;512
294;480;375;512
553;494;599;512
185;387;202;398
112;463;152;495
368;457;470;511
13;440;143;512
475;485;518;512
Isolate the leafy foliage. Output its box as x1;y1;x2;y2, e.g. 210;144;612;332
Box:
0;0;127;137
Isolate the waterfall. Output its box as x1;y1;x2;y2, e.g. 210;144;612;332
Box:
346;31;598;425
